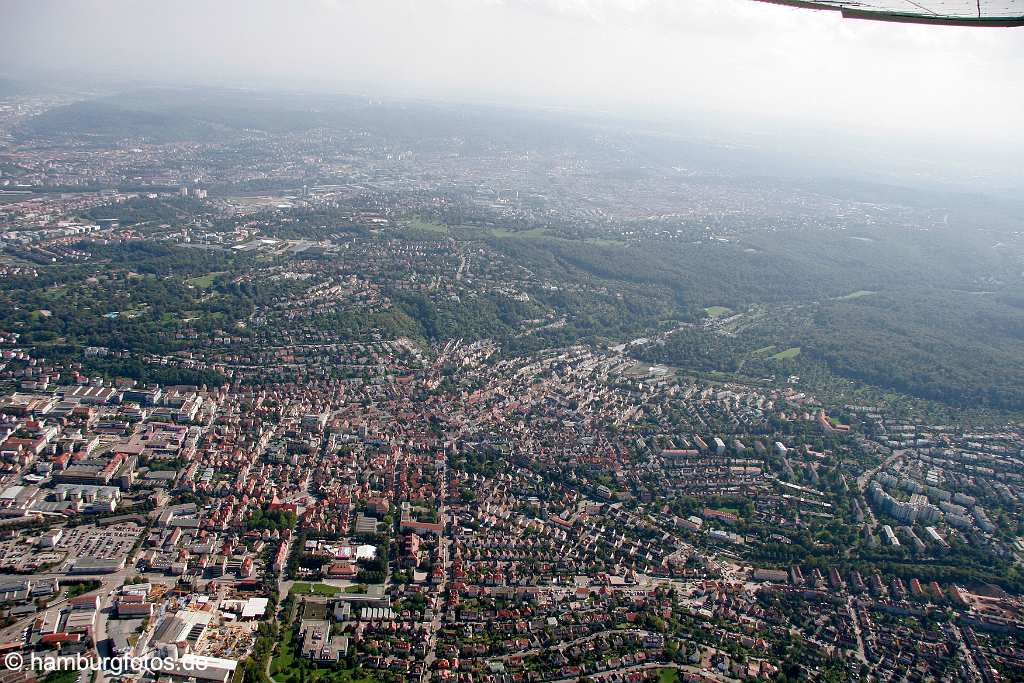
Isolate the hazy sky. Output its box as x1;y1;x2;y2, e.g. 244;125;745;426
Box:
3;0;1023;153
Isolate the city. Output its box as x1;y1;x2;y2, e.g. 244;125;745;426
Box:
2;1;1024;683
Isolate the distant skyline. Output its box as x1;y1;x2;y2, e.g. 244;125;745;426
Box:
3;0;1023;185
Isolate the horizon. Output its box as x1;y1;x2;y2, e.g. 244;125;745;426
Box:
2;0;1022;173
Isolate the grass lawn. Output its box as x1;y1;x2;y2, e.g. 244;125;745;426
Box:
40;670;80;683
624;362;674;378
658;669;680;683
64;580;100;599
581;237;628;246
406;217;448;233
486;226;550;239
41;285;70;300
290;582;342;596
272;627;379;683
704;305;732;318
771;346;801;360
186;271;226;289
269;626;296;675
337;671;380;683
443;224;550;239
271;628;380;683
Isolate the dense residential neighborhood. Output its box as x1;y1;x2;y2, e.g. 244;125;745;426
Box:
1;56;1024;683
0;329;1022;682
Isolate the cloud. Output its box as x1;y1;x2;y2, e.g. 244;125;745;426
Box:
0;0;1021;157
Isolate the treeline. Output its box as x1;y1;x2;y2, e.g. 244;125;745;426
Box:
1;242;273;358
636;284;1024;412
391;289;542;341
248;506;297;532
800;289;1024;411
633;327;746;374
82;196;211;226
83;357;227;388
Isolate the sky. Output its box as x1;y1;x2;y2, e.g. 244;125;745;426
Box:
2;0;1023;177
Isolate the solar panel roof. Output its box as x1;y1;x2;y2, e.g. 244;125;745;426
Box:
754;0;1024;25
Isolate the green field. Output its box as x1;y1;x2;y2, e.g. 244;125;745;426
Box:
290;582;342;596
771;346;801;360
407;217;448;233
41;285;70;300
64;580;101;599
40;670;81;683
580;237;628;247
269;625;296;675
186;271;226;289
704;305;732;318
485;226;549;238
271;623;379;683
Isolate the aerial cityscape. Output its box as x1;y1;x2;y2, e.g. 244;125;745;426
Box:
1;1;1024;683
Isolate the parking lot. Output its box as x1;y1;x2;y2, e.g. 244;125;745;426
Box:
56;523;142;561
0;537;65;573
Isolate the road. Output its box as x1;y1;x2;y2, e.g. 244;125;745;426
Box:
951;624;983;681
421;478;450;681
845;597;867;664
856;449;904;493
0;568;131;643
855;449;904;537
0;568;132;683
549;661;739;683
480;628;652;663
